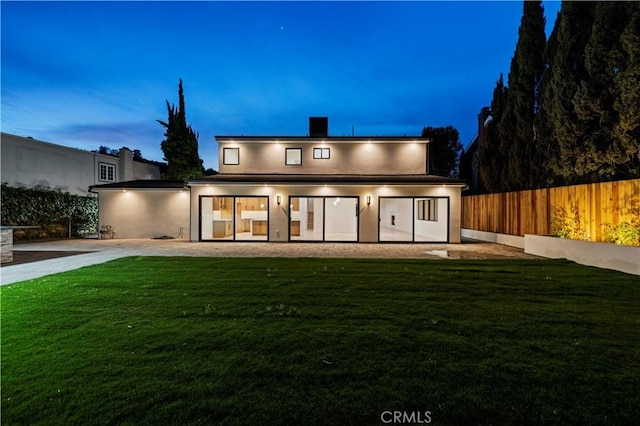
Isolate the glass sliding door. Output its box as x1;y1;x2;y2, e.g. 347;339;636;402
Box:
289;196;358;241
290;197;324;241
200;196;268;241
235;197;269;241
379;198;413;242
377;196;449;242
325;197;358;241
211;196;234;240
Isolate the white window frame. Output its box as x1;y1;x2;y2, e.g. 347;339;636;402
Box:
285;148;302;165
313;147;330;159
223;147;240;165
99;163;116;182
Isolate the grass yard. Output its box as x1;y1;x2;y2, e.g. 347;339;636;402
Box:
2;257;639;425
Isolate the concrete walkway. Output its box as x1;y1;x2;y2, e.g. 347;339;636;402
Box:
0;238;539;285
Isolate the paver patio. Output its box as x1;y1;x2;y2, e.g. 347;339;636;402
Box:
0;238;540;285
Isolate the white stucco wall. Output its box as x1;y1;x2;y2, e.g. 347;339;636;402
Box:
97;189;190;239
218;140;428;175
1;133;161;196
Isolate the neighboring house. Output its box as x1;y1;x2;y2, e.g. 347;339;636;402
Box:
0;132;162;196
459;107;491;195
91;117;467;242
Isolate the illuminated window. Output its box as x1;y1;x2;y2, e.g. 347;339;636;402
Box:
99;163;115;182
417;198;438;221
223;147;239;165
313;147;330;159
285;148;302;165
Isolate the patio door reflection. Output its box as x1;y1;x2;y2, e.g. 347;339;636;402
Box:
289;196;358;242
290;197;324;241
200;196;268;241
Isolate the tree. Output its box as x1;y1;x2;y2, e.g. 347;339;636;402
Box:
158;79;204;180
544;2;596;184
421;126;463;178
480;75;508;192
501;0;546;190
573;2;636;180
535;9;561;188
612;2;640;178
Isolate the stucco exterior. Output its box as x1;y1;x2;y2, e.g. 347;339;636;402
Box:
97;188;190;239
1;132;161;196
90;118;465;242
188;183;462;243
217;137;429;175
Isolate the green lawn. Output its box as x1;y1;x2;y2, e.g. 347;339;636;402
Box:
2;257;639;425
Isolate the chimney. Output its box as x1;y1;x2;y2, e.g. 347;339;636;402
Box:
309;117;328;138
478;107;491;149
119;147;133;181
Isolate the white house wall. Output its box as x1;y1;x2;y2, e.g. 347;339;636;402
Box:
1;132;161;196
98;190;190;239
218;141;428;175
190;184;461;243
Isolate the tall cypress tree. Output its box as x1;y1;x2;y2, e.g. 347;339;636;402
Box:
613;3;640;177
501;0;546;190
573;2;635;180
480;74;508;193
544;2;596;184
158;79;205;180
534;9;561;187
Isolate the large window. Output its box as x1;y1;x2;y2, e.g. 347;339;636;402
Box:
200;196;268;241
99;163;115;182
289;196;358;241
223;147;239;165
417;198;438;221
285;148;302;165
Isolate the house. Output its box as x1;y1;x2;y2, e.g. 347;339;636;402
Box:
459;107;492;194
90;118;467;242
0;132;162;196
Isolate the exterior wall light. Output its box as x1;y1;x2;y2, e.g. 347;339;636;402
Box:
366;195;371;206
276;195;282;205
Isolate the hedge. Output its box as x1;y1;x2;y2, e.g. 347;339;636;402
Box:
1;183;98;242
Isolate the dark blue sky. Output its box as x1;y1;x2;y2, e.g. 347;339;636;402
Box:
1;1;561;170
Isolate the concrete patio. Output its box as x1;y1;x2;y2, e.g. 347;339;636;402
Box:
0;238;540;285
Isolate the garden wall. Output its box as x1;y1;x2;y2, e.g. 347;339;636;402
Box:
462;179;639;243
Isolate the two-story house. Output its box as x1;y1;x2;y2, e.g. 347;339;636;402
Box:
91;118;466;242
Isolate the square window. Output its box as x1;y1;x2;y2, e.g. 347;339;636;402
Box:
313;147;330;159
99;163;115;182
285;148;302;165
223;147;239;165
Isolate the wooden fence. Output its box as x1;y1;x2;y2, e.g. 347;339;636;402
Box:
462;178;640;242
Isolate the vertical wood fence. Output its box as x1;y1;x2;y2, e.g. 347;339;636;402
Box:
462;178;640;242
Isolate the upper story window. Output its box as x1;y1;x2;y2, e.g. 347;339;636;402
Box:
285;148;302;165
313;147;330;159
223;147;240;165
99;163;115;182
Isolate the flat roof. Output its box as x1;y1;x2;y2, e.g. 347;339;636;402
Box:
89;180;186;191
188;174;465;186
215;136;430;143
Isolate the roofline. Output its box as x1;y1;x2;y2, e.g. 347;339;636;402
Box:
215;136;431;143
187;174;466;186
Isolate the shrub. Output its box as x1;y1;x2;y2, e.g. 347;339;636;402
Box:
0;183;98;241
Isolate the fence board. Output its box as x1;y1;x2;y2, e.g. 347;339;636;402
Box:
462;179;640;242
